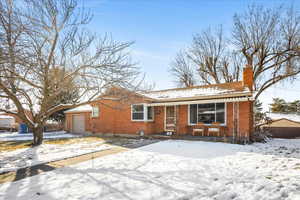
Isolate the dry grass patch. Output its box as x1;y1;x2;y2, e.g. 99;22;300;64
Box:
0;135;156;153
0;136;105;153
45;136;105;145
0;141;32;152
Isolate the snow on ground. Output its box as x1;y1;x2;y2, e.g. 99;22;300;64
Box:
1;139;300;200
0;140;112;173
0;131;79;141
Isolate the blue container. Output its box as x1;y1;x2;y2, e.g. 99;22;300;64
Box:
19;123;28;134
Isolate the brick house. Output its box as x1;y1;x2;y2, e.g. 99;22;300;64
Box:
65;67;254;142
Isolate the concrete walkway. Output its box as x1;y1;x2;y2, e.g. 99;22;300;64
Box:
0;146;128;184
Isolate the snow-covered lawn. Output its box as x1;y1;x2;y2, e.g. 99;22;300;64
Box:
1;139;300;200
0;131;79;141
0;140;112;173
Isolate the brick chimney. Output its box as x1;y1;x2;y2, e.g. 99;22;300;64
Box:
243;65;253;91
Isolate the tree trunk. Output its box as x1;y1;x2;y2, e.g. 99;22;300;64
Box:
32;127;44;146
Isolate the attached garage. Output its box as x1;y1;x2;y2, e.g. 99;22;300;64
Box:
72;114;85;134
64;105;92;134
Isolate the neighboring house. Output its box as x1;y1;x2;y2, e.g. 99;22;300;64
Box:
0;114;15;129
0;110;33;131
0;112;21;130
65;67;254;142
262;113;300;138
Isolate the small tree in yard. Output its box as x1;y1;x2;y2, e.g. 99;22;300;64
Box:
170;5;300;99
254;100;266;126
0;0;141;145
270;98;287;113
270;98;300;114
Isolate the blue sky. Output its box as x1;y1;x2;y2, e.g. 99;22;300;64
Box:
86;0;300;110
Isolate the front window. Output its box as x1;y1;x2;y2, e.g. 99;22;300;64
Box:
147;106;154;120
131;104;154;121
92;106;99;117
132;105;144;120
189;103;225;124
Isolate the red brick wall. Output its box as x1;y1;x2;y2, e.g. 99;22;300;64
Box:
177;105;189;135
89;98;155;135
173;102;253;138
65;100;253;138
153;106;165;134
243;66;253;91
226;102;234;136
223;101;253;138
238;101;253;138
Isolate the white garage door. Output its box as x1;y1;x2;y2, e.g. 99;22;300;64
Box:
72;115;85;134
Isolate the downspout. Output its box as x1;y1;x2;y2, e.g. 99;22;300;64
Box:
233;102;238;144
237;102;240;142
175;105;178;135
233;102;235;143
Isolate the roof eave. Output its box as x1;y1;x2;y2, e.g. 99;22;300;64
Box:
64;110;92;114
149;91;253;103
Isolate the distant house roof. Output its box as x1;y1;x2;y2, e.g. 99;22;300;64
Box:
0;115;14;119
64;105;92;114
267;113;300;123
141;82;251;102
0;112;15;119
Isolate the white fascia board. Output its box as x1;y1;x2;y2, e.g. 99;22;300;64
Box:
146;97;253;107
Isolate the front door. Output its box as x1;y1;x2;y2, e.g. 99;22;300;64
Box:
165;106;176;132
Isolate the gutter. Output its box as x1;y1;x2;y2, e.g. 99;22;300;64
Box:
146;96;254;107
147;91;253;103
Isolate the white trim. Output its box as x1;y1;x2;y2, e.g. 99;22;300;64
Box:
131;104;154;122
144;91;253;102
237;101;240;137
187;102;227;126
91;106;99;118
164;106;166;130
146;106;154;122
164;105;176;131
146;97;252;107
131;104;145;121
143;105;147;121
225;102;227;125
188;104;190;127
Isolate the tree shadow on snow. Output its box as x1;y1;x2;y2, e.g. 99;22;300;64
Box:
2;147;58;200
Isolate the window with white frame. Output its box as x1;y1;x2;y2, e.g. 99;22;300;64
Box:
189;103;225;124
131;104;154;121
132;104;144;120
92;106;99;117
147;106;154;121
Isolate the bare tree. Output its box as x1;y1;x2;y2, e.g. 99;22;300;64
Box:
169;50;196;87
0;0;141;145
233;5;300;99
170;26;240;86
170;4;300;99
